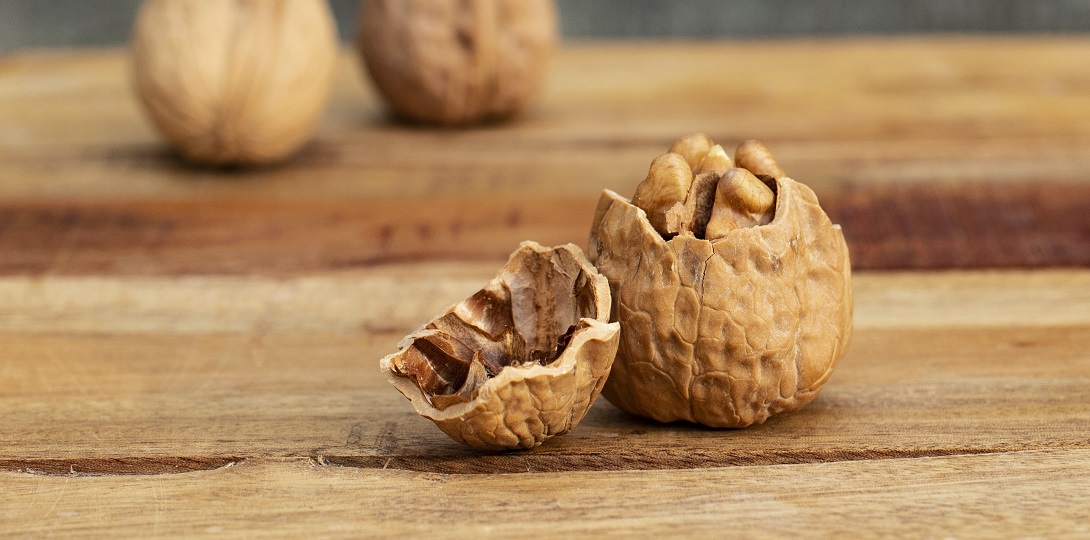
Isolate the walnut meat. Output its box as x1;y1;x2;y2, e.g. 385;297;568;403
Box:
380;242;619;449
357;0;557;125
588;136;852;428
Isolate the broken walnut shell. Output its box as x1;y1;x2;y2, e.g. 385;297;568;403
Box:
589;176;852;428
380;241;620;450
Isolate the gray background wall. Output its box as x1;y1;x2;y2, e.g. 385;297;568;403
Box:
2;0;1090;50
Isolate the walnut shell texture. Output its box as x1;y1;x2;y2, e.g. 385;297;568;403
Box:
380;241;620;450
357;0;557;125
589;178;853;428
132;0;339;165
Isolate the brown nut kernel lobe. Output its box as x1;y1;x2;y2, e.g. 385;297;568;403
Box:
381;241;619;449
631;152;693;237
735;139;787;179
694;144;734;176
589;135;852;428
669;133;716;170
705;168;776;239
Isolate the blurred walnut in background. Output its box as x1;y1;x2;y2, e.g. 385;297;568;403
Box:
132;0;339;166
357;0;558;125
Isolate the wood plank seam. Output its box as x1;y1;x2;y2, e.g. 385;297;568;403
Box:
8;443;1090;477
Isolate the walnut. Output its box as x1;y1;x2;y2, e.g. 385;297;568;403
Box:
356;0;557;125
131;0;339;165
631;152;692;236
588;136;853;428
380;242;619;449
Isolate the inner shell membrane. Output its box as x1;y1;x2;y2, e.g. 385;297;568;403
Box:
392;247;599;408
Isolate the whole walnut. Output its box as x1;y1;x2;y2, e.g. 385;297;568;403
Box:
380;242;619;450
589;135;853;428
131;0;339;165
357;0;557;125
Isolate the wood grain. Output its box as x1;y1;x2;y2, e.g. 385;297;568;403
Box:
0;196;587;275
830;181;1090;269
2;268;1087;335
3;39;1090;202
1;270;1088;475
4;451;1090;538
1;181;1088;275
4;39;1090;536
2;325;1087;475
3;41;1090;274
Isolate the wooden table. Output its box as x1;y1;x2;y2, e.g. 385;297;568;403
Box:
2;38;1090;537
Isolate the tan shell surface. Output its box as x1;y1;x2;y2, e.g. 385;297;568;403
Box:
131;0;339;165
589;178;853;428
380;242;620;450
357;0;557;125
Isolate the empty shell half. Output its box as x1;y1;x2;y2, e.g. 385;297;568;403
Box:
380;241;620;450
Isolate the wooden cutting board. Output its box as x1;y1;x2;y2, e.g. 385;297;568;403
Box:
2;38;1089;537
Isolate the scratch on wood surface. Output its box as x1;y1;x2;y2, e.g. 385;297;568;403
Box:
38;474;70;525
344;423;366;447
374;421;400;455
152;475;162;537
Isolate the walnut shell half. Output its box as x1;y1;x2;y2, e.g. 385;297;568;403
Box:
589;177;853;428
380;241;619;450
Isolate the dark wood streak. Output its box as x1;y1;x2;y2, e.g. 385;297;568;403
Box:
2;327;1088;478
0;182;1086;276
1;457;241;477
0;197;595;276
1;447;1067;477
825;182;1090;270
323;448;1010;474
